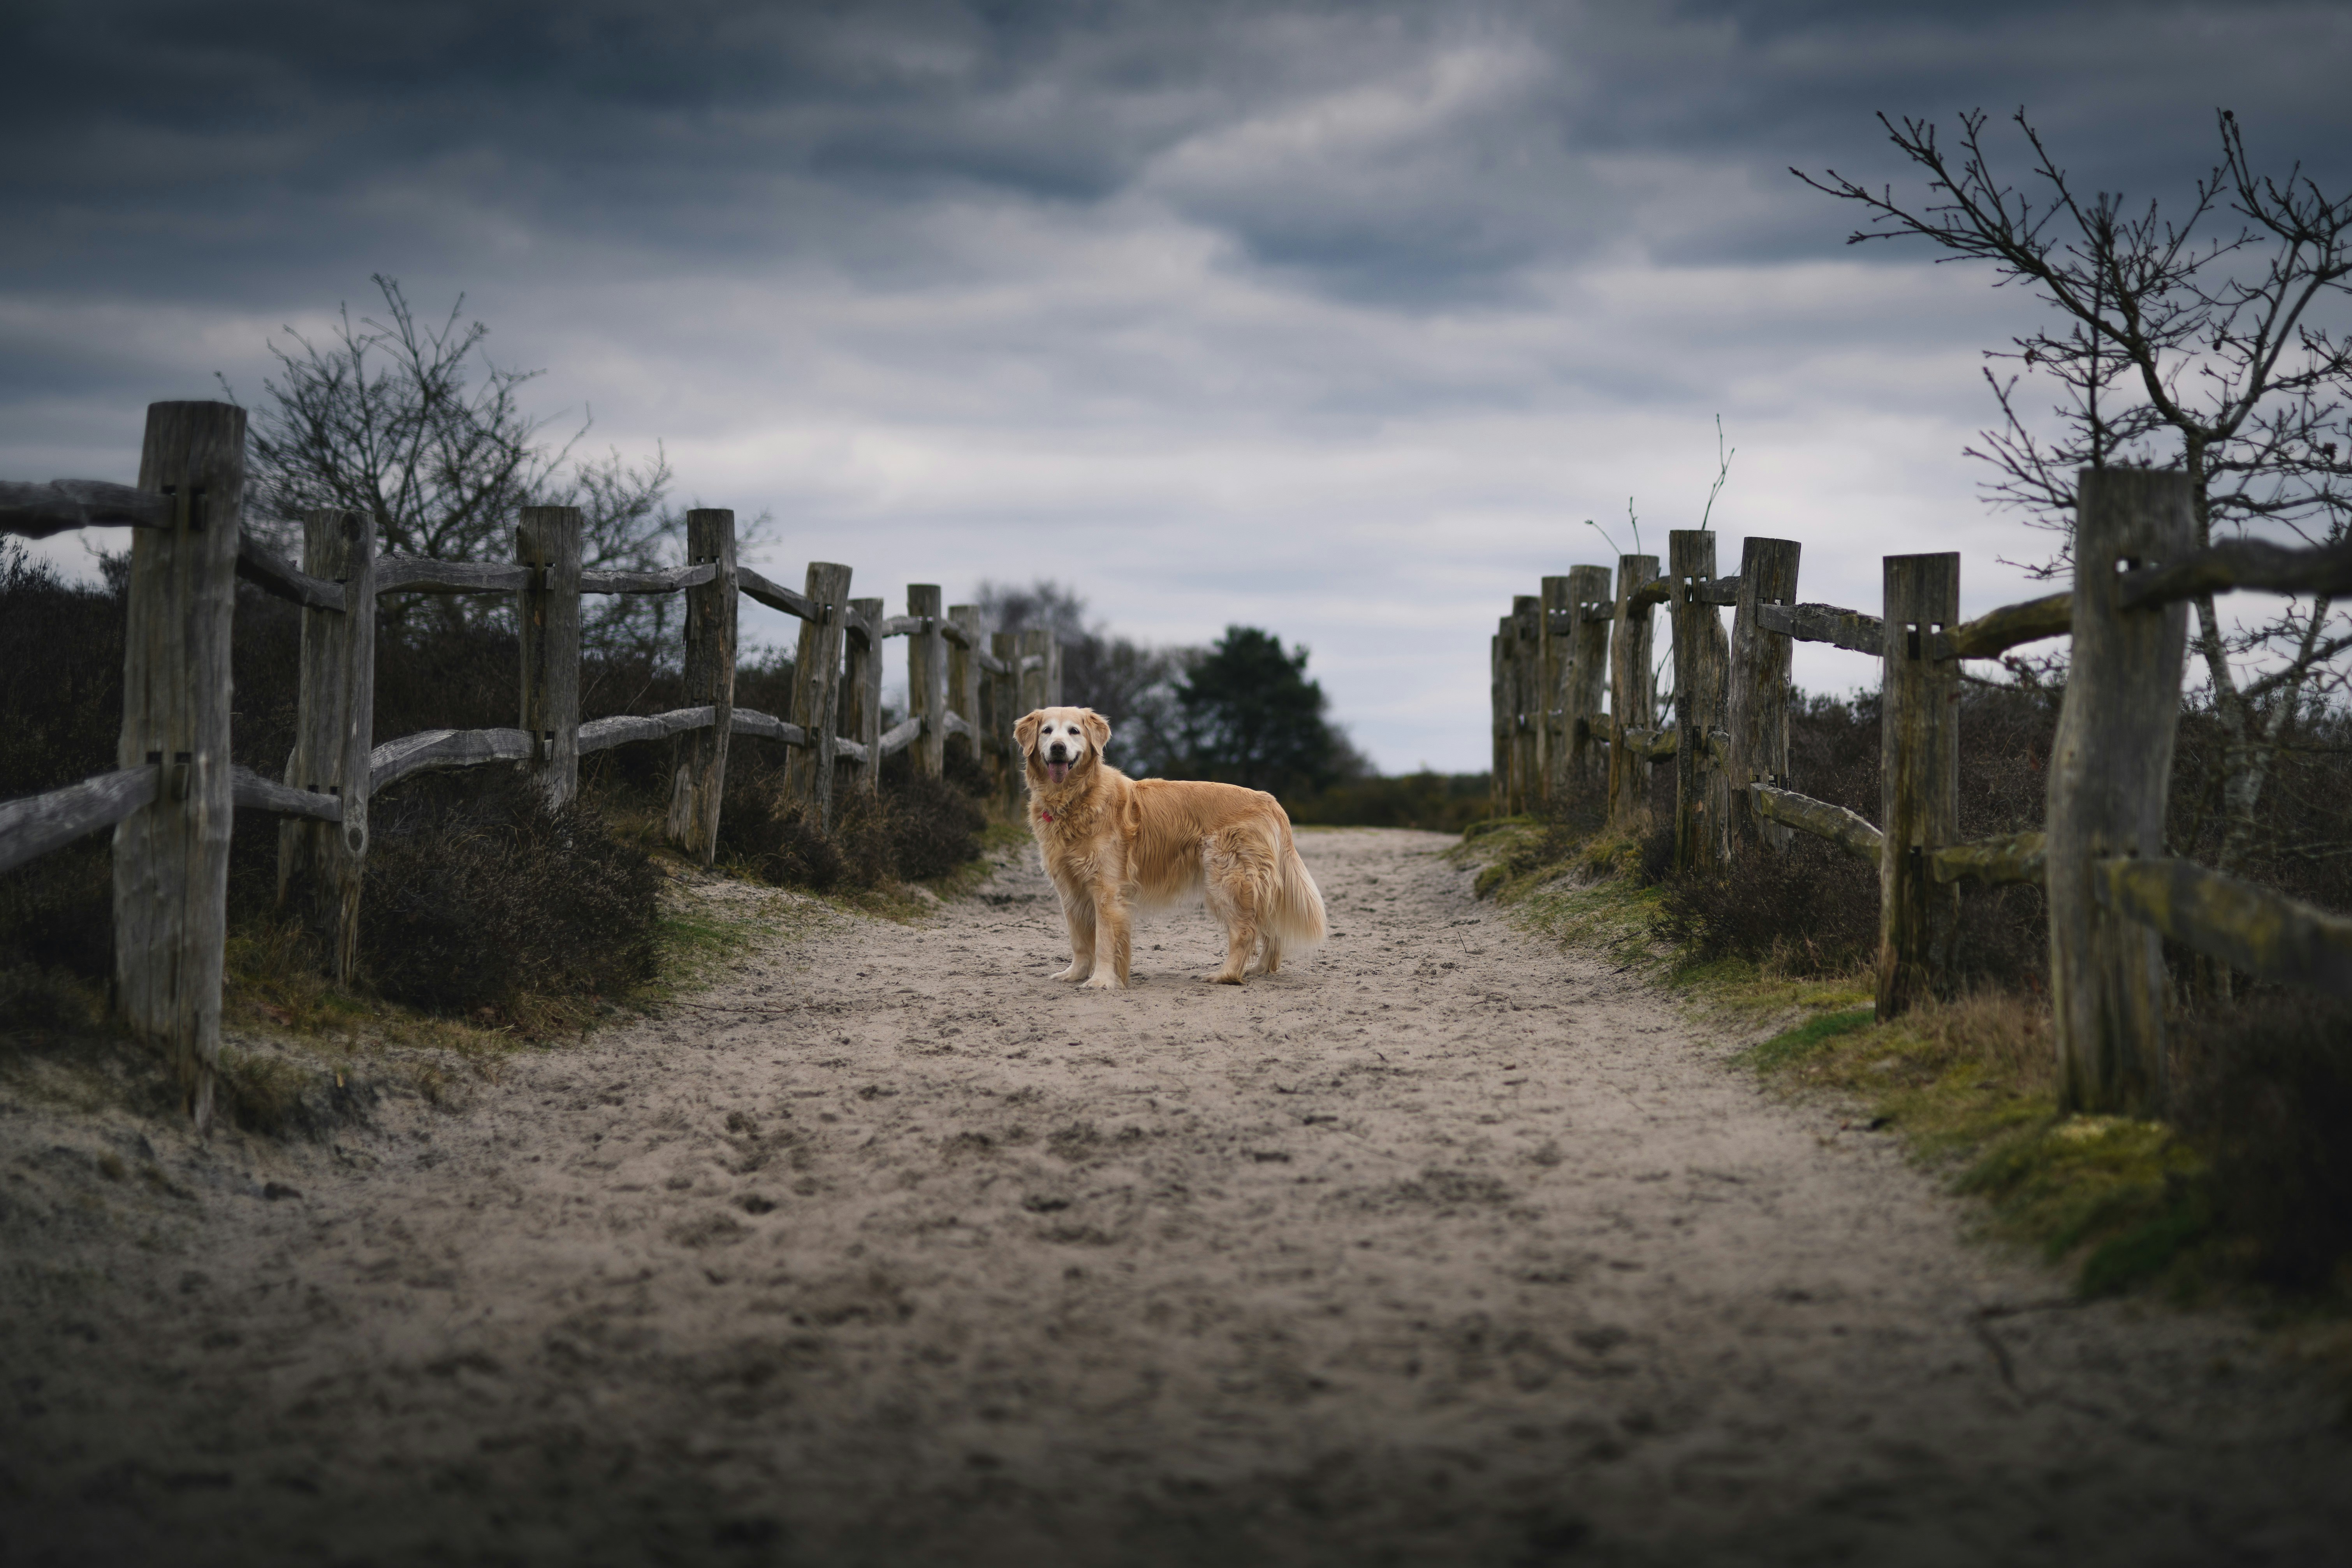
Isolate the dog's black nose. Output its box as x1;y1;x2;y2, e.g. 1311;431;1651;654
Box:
1047;744;1069;761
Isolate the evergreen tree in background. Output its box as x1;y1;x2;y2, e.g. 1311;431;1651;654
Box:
1172;627;1358;797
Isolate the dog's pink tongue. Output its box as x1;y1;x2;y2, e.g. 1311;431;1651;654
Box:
1046;762;1070;785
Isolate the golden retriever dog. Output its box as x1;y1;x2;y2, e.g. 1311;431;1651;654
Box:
1014;706;1327;988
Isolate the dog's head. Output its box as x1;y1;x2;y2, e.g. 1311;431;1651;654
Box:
1015;706;1110;788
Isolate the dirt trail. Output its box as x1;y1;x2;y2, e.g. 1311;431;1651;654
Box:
3;827;2347;1567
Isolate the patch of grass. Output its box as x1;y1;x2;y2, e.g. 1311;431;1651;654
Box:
1740;1007;1876;1072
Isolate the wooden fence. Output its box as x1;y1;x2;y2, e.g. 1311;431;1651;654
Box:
0;401;1063;1132
1490;468;2352;1114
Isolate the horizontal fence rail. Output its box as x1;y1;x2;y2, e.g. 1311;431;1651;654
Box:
1489;468;2350;1115
1;400;1064;1132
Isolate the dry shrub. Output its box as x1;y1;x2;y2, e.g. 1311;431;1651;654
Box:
358;773;663;1017
1647;684;2061;985
1903;989;2054;1095
2173;993;2352;1290
1652;834;1879;975
716;747;985;892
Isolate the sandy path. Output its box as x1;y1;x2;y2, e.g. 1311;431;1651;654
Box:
2;827;2347;1566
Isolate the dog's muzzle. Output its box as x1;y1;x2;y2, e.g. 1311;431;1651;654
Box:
1044;745;1071;785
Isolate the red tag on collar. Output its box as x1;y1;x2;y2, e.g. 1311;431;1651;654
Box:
1039;810;1054;823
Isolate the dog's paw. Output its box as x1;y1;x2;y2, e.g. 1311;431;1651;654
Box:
1052;964;1085;981
1079;972;1122;990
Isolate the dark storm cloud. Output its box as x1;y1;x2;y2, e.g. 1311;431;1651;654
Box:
7;0;2350;767
11;1;2347;302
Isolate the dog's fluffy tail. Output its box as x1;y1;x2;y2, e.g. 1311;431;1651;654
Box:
1265;830;1328;947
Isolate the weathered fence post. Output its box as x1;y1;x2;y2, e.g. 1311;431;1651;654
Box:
2048;470;2193;1111
990;630;1022;806
517;507;583;808
115;400;243;1133
1043;632;1064;707
1539;575;1571;806
907;584;946;778
1668;530;1730;876
790;563;853;828
1606;554;1661;835
1511;596;1541;814
1017;626;1053;718
666;508;735;863
1877;552;1961;1020
1491;626;1509;818
1727;537;1801;853
279;506;375;980
1560;564;1612;807
844;597;885;797
947;603;982;767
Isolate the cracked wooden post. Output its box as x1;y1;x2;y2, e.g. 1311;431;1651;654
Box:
1560;565;1613;809
1043;632;1063;707
115;400;243;1134
279;506;375;980
947;603;982;772
1511;595;1541;815
1876;552;1961;1020
1606;554;1660;836
1668;530;1729;875
2048;470;2193;1112
517;507;583;808
666;509;735;864
844;597;884;798
907;584;946;778
1490;625;1509;818
1727;537;1801;853
990;630;1022;809
789;563;853;830
1539;575;1570;808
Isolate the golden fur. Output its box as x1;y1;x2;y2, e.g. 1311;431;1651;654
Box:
1013;706;1328;987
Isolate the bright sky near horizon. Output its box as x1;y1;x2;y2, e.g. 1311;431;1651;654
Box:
8;1;2350;770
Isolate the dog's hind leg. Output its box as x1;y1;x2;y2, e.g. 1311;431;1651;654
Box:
1254;935;1283;976
1204;874;1258;985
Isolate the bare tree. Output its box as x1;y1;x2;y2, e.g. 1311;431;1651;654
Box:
1798;109;2352;871
225;275;684;655
975;578;1191;773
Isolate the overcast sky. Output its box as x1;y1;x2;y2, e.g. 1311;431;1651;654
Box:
8;0;2350;770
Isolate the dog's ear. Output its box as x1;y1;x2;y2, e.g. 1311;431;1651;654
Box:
1079;709;1111;753
1013;710;1045;757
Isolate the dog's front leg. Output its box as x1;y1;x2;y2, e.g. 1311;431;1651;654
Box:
1054;887;1096;982
1080;882;1130;989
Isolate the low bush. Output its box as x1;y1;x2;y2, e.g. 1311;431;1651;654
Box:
358;774;664;1018
716;746;987;893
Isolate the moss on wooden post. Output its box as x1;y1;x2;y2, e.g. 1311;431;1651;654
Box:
1668;530;1729;875
1557;565;1611;808
1606;554;1661;836
2048;470;2193;1111
1876;553;1961;1020
789;563;853;829
1727;537;1801;852
907;585;946;778
844;597;884;798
